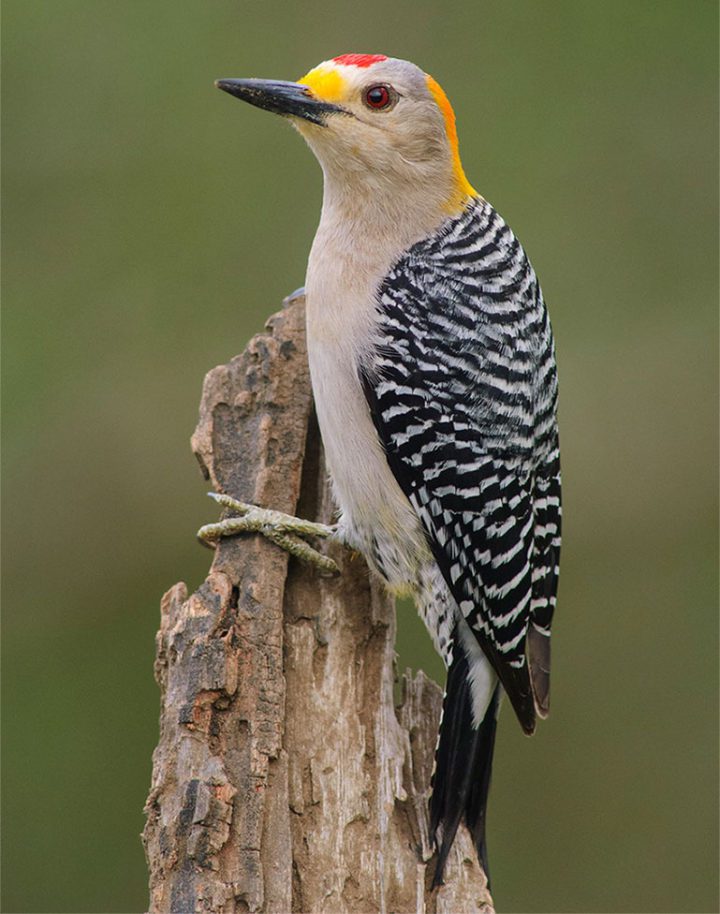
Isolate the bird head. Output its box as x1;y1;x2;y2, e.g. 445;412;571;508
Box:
216;54;476;216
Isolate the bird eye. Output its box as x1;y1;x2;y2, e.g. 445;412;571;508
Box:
364;84;392;110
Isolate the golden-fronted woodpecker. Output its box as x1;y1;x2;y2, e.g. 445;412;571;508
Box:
204;53;561;886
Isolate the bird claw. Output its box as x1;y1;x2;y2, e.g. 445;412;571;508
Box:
197;492;341;576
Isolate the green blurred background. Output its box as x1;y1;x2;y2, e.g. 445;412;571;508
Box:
2;2;717;911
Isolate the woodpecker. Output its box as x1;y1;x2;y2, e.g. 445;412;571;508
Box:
207;54;561;886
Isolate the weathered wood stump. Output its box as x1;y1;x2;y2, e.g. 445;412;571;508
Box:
143;292;494;913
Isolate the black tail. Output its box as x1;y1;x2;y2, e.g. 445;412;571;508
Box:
430;636;501;888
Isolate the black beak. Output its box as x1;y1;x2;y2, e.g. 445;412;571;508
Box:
215;78;346;126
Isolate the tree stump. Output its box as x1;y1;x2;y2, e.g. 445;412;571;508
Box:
143;291;494;913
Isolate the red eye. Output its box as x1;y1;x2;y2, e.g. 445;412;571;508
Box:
364;84;392;109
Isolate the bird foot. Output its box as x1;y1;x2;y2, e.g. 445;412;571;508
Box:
197;492;341;576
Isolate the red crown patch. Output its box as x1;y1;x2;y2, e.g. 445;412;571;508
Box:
332;54;388;68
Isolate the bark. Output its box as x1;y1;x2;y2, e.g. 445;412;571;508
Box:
143;291;494;914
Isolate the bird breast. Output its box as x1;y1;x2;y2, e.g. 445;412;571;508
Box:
304;222;430;587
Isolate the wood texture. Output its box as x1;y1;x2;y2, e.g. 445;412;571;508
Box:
143;291;494;913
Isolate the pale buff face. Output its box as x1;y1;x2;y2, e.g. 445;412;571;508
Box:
293;57;474;209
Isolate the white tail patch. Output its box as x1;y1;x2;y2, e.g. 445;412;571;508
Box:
456;615;497;727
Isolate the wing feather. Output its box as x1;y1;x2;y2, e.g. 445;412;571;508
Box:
361;198;561;730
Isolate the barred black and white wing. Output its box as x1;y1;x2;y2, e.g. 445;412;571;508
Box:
361;198;561;733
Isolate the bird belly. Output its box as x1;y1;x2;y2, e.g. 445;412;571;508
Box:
305;319;430;592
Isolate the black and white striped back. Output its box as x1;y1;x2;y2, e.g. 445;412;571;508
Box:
361;196;561;729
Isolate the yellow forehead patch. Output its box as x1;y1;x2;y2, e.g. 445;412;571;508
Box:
298;63;346;103
426;74;477;212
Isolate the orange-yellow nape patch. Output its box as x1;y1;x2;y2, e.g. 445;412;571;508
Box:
298;63;347;103
425;75;477;213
